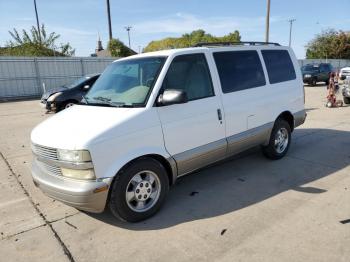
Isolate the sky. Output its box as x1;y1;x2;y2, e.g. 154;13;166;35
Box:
0;0;349;58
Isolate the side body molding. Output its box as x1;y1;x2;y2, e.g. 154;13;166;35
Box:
173;122;274;177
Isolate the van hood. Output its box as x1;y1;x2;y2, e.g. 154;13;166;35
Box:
31;105;144;149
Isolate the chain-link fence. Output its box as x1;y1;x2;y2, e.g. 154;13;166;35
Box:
0;57;116;100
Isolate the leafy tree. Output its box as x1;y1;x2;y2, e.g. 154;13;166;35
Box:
0;24;75;56
144;30;241;52
107;38;134;57
306;29;350;59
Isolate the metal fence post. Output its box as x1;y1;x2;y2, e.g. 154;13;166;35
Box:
33;57;43;95
80;58;85;76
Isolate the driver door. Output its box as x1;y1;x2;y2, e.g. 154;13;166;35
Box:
156;53;226;175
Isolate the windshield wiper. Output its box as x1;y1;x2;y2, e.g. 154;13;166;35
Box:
93;96;112;102
81;96;143;108
88;96;125;107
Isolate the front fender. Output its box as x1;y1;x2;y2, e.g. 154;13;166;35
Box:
88;124;171;179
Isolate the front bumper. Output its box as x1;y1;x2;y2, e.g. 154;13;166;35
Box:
41;100;58;111
32;159;112;213
303;76;313;83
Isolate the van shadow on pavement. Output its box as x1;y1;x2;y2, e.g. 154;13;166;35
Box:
89;128;350;230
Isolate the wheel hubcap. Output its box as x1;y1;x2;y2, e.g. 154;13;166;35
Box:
274;127;289;154
125;171;161;212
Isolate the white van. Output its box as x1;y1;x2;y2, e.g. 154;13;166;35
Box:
31;42;306;222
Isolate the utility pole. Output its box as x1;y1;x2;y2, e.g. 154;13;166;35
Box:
33;0;41;43
106;0;113;40
288;19;296;47
125;26;132;48
265;0;271;43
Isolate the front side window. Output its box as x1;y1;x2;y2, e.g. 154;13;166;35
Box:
214;51;266;93
262;50;296;84
162;54;214;101
85;57;166;107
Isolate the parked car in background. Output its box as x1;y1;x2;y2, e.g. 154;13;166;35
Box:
342;77;350;104
339;67;350;80
40;74;100;112
301;63;333;86
31;42;306;222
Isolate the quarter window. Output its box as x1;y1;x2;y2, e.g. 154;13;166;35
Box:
162;54;214;101
213;51;266;93
262;50;296;84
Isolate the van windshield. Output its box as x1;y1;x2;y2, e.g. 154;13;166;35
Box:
85;57;166;107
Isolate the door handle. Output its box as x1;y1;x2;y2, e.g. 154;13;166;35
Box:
217;109;222;121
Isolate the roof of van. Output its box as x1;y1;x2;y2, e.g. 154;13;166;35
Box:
115;43;291;62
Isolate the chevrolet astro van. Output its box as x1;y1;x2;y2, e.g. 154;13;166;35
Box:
31;42;306;222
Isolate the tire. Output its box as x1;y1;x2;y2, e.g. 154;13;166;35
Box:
109;158;169;222
261;119;291;160
343;97;350;104
63;101;76;109
56;101;77;112
311;78;317;86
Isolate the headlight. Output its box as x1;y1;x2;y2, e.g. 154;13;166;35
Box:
61;168;96;180
57;149;92;162
304;74;311;78
47;92;62;102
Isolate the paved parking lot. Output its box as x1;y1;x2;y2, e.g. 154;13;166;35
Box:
0;85;349;262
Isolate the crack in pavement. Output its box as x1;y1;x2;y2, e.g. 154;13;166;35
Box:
1;212;80;241
1;224;47;240
0;151;76;262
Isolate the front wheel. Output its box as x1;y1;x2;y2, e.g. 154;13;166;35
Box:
64;101;76;109
262;119;291;160
311;78;317;86
109;158;169;222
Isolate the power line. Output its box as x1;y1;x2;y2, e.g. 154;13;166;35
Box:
33;0;41;43
288;19;296;47
125;26;132;48
265;0;271;43
106;0;113;40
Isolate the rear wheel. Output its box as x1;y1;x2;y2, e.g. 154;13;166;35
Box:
343;97;350;104
262;119;291;160
109;158;169;222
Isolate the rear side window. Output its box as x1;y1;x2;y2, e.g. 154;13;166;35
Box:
262;50;296;84
213;51;266;93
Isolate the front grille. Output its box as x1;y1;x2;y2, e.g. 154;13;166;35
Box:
32;144;58;160
37;161;62;176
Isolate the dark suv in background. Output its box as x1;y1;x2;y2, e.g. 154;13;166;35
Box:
301;63;334;86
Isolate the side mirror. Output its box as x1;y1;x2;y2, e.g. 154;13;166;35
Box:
157;89;188;106
83;85;90;90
